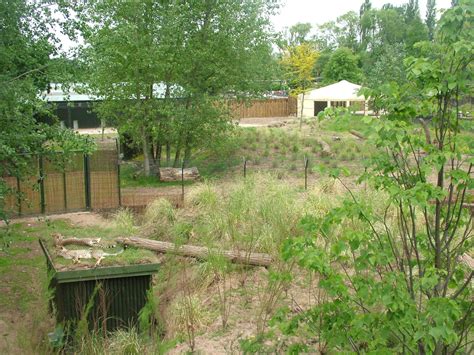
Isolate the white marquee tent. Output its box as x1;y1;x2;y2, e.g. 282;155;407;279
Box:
297;80;368;117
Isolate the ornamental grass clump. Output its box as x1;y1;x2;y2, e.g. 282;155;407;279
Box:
142;198;176;239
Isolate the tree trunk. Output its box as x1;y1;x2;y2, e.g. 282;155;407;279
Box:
183;141;192;168
166;142;171;166
143;136;152;176
173;146;181;167
418;118;432;144
116;237;272;267
156;144;162;180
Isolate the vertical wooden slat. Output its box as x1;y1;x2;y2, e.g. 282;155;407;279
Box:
229;98;298;119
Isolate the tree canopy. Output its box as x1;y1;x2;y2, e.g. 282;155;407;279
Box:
68;0;277;176
281;0;441;89
0;0;91;221
322;47;363;84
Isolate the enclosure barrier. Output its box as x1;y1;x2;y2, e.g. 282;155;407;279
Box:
3;147;120;217
230;97;297;119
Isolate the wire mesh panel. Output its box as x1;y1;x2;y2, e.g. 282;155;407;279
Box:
3;146;120;218
19;176;41;215
64;155;86;211
89;149;120;209
43;158;67;213
2;177;19;216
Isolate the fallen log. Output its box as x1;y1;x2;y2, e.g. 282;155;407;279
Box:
52;233;101;247
116;236;272;267
315;138;332;157
159;167;200;182
349;130;365;140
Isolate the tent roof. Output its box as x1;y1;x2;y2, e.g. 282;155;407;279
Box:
301;80;365;101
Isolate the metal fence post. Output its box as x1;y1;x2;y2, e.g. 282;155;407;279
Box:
116;138;122;207
181;159;185;204
63;168;68;211
304;156;309;190
39;155;46;214
84;154;91;210
243;157;247;178
16;177;21;216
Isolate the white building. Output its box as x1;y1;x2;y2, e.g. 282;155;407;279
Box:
297;80;368;117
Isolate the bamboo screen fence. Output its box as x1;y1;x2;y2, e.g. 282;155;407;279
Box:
230;97;297;119
3;148;120;217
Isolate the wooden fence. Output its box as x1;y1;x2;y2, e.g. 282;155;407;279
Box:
230;97;297;119
3;148;120;217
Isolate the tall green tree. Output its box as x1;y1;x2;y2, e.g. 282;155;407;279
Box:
281;43;319;124
364;43;407;88
405;0;420;21
0;0;91;221
314;12;360;52
426;0;437;40
322;47;363;84
70;0;276;176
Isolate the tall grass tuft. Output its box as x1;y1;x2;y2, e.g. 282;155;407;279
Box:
112;208;136;235
187;181;219;209
142;198;176;239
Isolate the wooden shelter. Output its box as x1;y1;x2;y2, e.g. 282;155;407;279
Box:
297;80;368;117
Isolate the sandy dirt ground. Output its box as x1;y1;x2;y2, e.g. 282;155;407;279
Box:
237;116;298;127
1;211;111;228
76;127;117;135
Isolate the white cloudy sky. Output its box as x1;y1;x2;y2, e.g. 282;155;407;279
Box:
271;0;452;31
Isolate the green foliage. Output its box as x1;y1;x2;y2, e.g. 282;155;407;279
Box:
67;0;277;176
322;47;363;84
281;43;319;96
274;3;473;353
0;0;93;221
426;0;437;40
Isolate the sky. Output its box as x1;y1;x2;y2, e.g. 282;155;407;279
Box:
271;0;453;31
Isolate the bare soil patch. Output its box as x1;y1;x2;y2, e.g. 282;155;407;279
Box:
237;116;297;127
1;211;111;228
